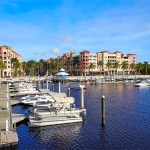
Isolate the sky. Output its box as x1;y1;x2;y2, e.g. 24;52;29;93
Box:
0;0;150;62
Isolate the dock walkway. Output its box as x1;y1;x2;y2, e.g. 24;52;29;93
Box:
0;84;26;148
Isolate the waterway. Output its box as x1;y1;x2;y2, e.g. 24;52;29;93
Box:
12;82;150;150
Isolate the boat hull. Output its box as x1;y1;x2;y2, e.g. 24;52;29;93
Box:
29;116;83;127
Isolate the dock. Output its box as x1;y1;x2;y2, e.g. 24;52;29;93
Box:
0;84;26;149
0;131;18;149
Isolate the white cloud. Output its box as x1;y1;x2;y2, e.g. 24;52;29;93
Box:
50;48;61;54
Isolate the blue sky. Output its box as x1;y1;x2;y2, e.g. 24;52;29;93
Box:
0;0;150;62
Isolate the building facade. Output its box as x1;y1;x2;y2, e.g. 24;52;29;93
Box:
97;51;136;75
47;50;137;76
0;46;23;77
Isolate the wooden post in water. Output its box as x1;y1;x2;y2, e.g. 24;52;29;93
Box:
80;85;84;109
38;79;41;89
101;95;105;126
68;87;70;97
58;82;61;93
46;79;48;90
52;84;54;92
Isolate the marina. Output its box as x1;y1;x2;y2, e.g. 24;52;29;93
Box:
1;0;150;149
1;77;150;149
11;80;150;149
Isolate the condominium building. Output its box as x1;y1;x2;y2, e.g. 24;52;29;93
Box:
47;51;79;75
0;46;23;77
80;50;98;76
47;50;136;75
97;51;136;74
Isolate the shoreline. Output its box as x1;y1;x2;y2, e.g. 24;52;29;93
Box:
1;75;150;82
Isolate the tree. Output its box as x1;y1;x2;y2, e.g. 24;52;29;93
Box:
136;62;143;75
0;60;6;78
106;62;112;75
97;61;103;75
129;63;136;75
21;61;28;76
121;61;128;75
11;58;20;77
27;60;36;76
89;63;96;76
143;61;149;75
113;61;120;75
54;62;60;73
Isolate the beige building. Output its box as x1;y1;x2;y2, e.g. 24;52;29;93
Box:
80;50;99;75
0;46;23;77
97;51;136;74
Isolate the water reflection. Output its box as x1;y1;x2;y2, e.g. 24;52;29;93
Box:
29;123;82;140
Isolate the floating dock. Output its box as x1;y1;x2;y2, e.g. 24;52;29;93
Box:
0;84;26;149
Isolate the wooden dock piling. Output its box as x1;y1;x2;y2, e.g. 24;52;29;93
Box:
52;84;54;92
101;95;105;126
68;87;70;97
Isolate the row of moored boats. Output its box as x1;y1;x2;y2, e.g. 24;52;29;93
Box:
9;81;86;127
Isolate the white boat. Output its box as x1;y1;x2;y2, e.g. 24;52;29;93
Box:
69;83;86;89
21;95;40;100
16;87;38;93
21;95;55;105
28;115;83;127
29;107;86;127
135;81;150;87
30;96;74;115
28;96;86;127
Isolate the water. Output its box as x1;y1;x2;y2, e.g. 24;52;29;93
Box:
12;82;150;150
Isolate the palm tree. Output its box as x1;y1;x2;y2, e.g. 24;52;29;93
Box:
27;60;36;76
38;59;45;76
136;62;143;75
129;63;136;75
89;63;96;76
97;61;103;75
143;61;149;75
54;62;60;73
106;62;112;75
121;61;128;75
113;61;120;75
0;60;5;87
48;62;54;76
21;61;28;76
0;60;6;78
11;58;21;77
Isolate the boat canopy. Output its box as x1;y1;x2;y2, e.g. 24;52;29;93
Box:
53;96;75;103
49;92;67;97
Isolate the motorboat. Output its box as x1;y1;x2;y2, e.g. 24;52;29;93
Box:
135;81;150;87
28;114;84;127
29;106;86;127
28;95;86;127
69;83;86;89
21;95;55;105
16;87;38;93
21;95;40;100
30;96;74;117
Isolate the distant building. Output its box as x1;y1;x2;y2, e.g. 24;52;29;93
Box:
97;51;136;75
47;50;137;75
0;46;23;77
80;50;98;76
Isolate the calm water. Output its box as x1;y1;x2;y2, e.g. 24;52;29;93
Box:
12;82;150;150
